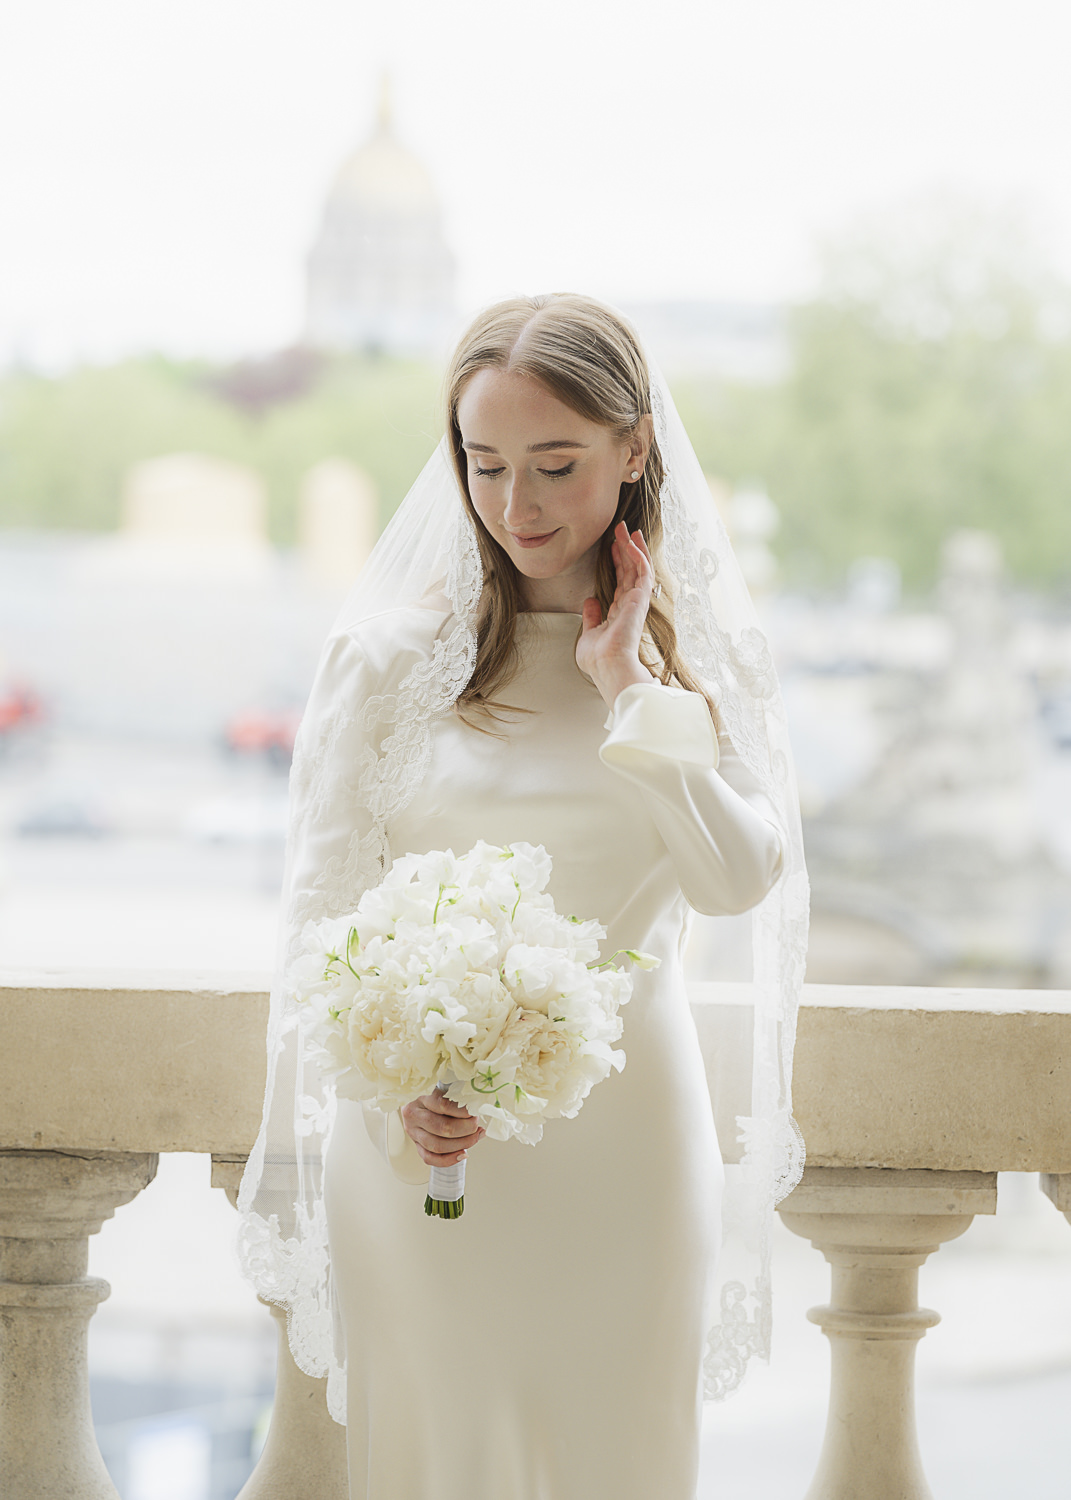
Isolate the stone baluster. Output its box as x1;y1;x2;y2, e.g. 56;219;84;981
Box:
211;1156;348;1500
0;1149;158;1499
1040;1174;1071;1226
778;1166;997;1500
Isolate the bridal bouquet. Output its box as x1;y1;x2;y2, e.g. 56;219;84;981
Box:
291;841;657;1219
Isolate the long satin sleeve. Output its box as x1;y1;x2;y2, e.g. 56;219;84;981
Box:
598;681;784;917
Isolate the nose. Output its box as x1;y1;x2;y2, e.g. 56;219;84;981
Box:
502;473;541;529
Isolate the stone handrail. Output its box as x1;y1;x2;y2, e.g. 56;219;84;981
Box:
1;971;1069;1498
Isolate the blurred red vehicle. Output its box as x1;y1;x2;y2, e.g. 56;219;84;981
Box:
0;683;44;739
224;708;302;768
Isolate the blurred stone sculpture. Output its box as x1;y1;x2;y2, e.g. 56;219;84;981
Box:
806;529;1071;986
80;454;273;584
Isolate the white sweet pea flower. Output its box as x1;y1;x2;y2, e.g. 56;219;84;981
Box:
504;947;594;1016
307;914;357;959
439;970;514;1077
288;948;335;1000
585;967;634;1021
420;996;477;1050
352;888;403;943
502;842;553;895
457;840;504;879
473;866;523;918
500;943;557;1003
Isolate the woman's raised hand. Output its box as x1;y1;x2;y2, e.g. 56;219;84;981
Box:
575;521;657;709
401;1090;485;1168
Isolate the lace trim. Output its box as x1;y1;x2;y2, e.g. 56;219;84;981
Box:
704;1273;770;1400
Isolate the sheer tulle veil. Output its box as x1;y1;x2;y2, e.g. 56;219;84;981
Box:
236;305;809;1421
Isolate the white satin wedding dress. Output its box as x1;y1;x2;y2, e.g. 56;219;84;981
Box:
313;608;784;1500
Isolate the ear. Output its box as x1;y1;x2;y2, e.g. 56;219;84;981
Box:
623;413;654;482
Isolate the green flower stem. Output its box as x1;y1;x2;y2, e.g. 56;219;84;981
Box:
432;882;460;924
586;948;649;972
425;1195;464;1220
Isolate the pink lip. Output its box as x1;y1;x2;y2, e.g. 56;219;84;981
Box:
508;529;560;549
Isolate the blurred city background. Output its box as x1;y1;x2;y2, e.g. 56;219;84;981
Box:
2;1;1071;1496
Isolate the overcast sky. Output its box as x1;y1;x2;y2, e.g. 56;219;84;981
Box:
2;0;1070;367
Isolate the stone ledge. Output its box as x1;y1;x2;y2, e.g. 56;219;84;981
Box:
788;989;1071;1172
0;970;270;1155
2;971;1069;1170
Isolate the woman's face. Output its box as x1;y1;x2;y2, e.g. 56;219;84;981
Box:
456;367;646;607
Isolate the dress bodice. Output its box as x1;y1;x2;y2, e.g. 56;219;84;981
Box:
388;612;672;948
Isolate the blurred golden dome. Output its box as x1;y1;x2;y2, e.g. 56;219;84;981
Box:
305;74;456;357
329;80;437;213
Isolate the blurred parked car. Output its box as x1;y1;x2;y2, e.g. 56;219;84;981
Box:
16;798;112;838
0;682;44;741
223;709;301;769
1041;691;1071;750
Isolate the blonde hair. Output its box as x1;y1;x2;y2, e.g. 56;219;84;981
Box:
444;293;716;725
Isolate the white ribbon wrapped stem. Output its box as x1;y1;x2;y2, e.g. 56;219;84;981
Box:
428;1160;466;1204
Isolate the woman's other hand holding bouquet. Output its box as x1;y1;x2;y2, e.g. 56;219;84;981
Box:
402;1091;485;1168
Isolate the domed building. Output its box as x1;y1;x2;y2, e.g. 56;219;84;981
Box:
305;80;456;358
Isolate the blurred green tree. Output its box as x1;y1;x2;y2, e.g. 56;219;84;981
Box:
0;353;442;543
676;200;1071;590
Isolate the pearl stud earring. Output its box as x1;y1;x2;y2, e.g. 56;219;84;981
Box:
630;471;640;481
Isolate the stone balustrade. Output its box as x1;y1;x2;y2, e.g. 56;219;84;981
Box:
0;971;1069;1498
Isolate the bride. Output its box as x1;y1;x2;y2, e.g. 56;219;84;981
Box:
238;293;808;1500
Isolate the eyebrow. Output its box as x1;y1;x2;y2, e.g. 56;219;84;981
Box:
462;440;590;454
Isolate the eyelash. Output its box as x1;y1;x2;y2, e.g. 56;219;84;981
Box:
473;463;576;480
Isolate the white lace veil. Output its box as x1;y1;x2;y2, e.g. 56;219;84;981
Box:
236;319;809;1421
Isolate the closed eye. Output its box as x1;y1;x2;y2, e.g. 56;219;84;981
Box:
473;462;575;480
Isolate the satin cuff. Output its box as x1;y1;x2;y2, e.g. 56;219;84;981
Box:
600;681;719;770
362;1103;428;1186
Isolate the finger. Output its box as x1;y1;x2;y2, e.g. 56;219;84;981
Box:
405;1103;466;1136
612;523;635;590
417;1143;468;1167
618;540;642;596
426;1092;475;1118
413;1124;482;1155
414;1108;478;1139
628;530;654;587
610;528;625;575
